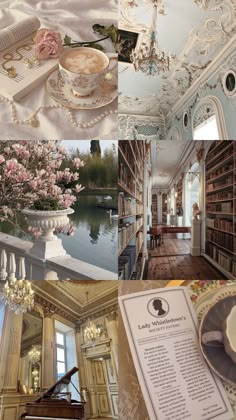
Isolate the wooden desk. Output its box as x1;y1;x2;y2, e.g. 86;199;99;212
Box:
160;226;191;243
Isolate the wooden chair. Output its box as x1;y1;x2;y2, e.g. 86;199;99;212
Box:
148;226;162;249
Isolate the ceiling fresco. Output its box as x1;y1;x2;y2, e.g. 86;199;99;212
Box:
119;0;236;118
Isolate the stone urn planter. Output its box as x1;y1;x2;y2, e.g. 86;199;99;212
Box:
22;208;74;259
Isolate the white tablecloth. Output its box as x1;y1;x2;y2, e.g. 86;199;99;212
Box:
0;0;118;140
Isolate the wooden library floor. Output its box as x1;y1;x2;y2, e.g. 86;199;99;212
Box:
147;238;224;280
150;238;191;257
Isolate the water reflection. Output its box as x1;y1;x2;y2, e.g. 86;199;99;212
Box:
0;194;118;274
59;194;118;273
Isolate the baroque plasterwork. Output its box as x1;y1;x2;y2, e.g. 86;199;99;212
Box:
119;113;165;139
32;281;118;324
119;0;236;119
119;0;166;32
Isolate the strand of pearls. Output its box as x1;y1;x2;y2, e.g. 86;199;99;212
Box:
0;95;118;128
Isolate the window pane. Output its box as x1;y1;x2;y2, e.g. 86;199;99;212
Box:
57;347;65;362
56;332;64;345
194;115;219;140
57;361;65;376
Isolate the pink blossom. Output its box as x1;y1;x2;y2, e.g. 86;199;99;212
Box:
37;169;46;177
5;158;18;171
66;224;76;236
35;29;64;60
29;180;38;190
75;184;84;193
28;226;42;239
71;173;79;181
0;141;84;239
73;158;85;169
38;190;48;198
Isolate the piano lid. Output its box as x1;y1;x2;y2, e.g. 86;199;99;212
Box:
34;367;79;403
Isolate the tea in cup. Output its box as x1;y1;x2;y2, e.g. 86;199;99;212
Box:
201;305;236;363
59;47;115;97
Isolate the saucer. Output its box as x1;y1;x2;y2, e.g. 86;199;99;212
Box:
46;69;118;110
199;294;236;386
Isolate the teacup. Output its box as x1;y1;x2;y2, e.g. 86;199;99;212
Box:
59;47;116;97
201;304;236;363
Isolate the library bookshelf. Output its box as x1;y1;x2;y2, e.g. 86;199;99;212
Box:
162;193;167;224
205;140;236;278
176;179;183;209
118;140;145;279
152;194;158;225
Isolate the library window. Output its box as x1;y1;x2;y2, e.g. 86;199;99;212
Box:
185;163;200;231
193;114;220;140
56;331;66;380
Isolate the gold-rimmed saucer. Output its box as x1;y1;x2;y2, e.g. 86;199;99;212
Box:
46;69;118;110
199;291;236;386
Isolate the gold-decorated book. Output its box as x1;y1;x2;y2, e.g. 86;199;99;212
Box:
0;10;58;100
119;286;234;420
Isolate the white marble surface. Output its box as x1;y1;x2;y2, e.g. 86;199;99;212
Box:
0;1;118;140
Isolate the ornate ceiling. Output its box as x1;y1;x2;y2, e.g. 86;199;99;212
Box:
32;281;118;323
151;139;194;187
119;0;236;118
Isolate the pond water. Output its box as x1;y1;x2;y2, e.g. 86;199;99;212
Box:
59;194;118;273
0;194;118;274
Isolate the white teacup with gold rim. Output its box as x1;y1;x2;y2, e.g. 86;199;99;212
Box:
201;305;236;363
59;47;116;97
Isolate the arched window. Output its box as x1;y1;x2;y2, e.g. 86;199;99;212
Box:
184;162;200;229
193;97;228;140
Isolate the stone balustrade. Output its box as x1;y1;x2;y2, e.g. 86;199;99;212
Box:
0;233;117;281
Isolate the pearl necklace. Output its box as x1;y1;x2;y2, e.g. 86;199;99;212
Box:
0;95;118;128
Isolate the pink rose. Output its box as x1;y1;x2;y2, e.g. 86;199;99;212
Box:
35;29;64;60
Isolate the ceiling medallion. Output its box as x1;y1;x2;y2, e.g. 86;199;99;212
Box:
130;0;174;76
3;280;34;314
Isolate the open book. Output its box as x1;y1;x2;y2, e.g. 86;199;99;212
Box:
0;10;58;100
119;286;234;420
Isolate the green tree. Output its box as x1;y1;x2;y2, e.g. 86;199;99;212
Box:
90;140;101;157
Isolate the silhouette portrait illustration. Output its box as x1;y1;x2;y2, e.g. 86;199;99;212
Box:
152;299;166;316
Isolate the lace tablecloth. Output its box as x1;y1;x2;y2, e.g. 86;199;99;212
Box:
118;280;236;420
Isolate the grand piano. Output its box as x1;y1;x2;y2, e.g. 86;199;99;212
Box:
21;367;85;420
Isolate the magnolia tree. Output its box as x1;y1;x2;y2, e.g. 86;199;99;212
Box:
0;141;84;237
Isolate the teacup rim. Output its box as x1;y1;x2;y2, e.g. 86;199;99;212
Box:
59;46;110;76
199;295;236;340
198;294;236;386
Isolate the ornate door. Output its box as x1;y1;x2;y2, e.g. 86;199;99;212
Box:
91;359;112;417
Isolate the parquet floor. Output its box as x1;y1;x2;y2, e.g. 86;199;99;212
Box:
147;238;224;280
150;238;191;257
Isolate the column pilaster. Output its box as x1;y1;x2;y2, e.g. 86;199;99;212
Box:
1;309;23;392
105;312;118;375
42;308;56;390
75;324;86;389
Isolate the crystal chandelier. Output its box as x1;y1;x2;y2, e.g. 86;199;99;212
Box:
3;279;34;314
130;0;173;76
28;346;41;364
83;320;101;345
